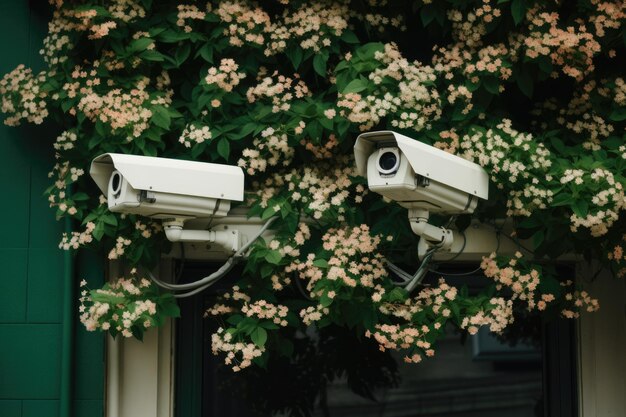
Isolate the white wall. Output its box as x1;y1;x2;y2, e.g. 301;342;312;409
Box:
105;261;175;417
578;265;626;416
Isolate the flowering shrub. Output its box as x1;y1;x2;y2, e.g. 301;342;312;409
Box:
78;271;179;340
2;0;624;413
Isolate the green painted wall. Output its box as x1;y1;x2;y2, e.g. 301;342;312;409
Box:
0;2;104;416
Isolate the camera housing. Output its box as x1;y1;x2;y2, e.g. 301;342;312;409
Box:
354;131;489;215
90;153;244;220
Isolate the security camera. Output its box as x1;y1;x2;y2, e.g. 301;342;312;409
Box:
354;131;488;214
354;131;489;253
90;153;255;254
90;153;244;220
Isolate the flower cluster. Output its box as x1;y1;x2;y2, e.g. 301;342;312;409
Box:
607;235;626;278
367;325;434;363
251;159;364;222
371;279;459;359
69;73;159;139
457;120;554;217
79;271;176;339
204;59;246;92
205;285;252;317
59;222;95;250
460;297;514;335
211;328;264;372
214;0;271;47
524;8;601;81
179;123;213;148
241;300;289;327
176;4;206;33
268;2;349;54
47;161;85;217
53;130;78;151
480;252;546;310
337;43;441;132
302;133;339;159
246;71;310;113
238;127;293;175
108;0;146;23
0;65;49;126
560;281;600;318
564;168;625;237
108;236;132;260
285;225;389;326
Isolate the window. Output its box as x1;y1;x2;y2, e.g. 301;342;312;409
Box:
174;263;577;417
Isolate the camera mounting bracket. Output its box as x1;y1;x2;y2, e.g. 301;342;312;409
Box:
408;209;454;252
162;218;242;253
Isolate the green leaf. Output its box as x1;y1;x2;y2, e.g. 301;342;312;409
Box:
551;192;575;207
420;5;437;26
609;108;626;122
511;0;526;25
197;44;213;63
320;293;333;307
151;106;171;129
128;37;154;53
516;68;533;98
226;314;243;325
288;47;303;70
251;327;268;348
236;122;258;140
160;296;180;318
259;321;280;330
92;222;105;240
386;287;408;303
71;192;90;201
313;54;327;77
312;259;329;268
217;138;230;160
261;206;278;220
319;115;333;130
340;30;359;44
140;50;165;62
265;250;282;265
102;214;118;226
260;263;274;278
482;77;500;95
342;78;368;94
175;43;191;67
572;200;589;217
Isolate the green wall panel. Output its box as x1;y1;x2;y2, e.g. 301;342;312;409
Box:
0;250;28;323
0;1;29;72
23;400;59;417
0;400;22;417
74;400;103;417
0;2;105;415
27;249;64;323
28;139;63;249
0;162;30;249
73;251;105;402
0;324;61;399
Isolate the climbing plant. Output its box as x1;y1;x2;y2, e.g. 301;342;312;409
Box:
2;0;624;414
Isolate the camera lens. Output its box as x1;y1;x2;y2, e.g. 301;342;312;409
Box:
378;151;398;172
110;171;122;197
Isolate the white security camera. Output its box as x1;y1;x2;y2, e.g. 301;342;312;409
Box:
354;131;488;214
90;153;256;254
90;153;244;220
354;131;489;253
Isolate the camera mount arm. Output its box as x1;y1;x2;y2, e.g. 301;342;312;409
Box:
408;209;454;251
163;218;242;253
